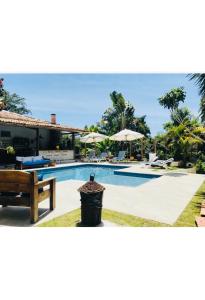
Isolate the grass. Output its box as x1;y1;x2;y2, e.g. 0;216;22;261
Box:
39;208;81;227
39;208;168;227
103;209;168;227
39;181;205;227
174;180;205;226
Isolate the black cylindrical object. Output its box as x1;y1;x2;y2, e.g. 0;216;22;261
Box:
78;174;105;226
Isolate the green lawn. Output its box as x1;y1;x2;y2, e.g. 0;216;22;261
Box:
174;180;205;226
39;208;168;227
39;181;205;227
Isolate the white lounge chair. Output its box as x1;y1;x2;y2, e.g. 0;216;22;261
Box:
148;153;158;163
111;151;126;162
91;152;108;163
142;152;158;165
139;152;158;167
151;158;174;168
87;151;96;162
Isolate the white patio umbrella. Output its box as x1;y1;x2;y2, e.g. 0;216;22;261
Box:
80;132;108;155
109;128;144;157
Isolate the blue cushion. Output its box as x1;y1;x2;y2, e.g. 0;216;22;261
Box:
33;159;50;164
23;159;50;166
23;161;35;166
38;174;44;181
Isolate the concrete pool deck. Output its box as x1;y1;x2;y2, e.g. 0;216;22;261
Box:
0;162;204;226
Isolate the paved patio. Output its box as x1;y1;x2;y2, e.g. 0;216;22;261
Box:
0;163;204;226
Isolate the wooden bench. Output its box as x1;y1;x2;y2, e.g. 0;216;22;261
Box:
0;170;56;224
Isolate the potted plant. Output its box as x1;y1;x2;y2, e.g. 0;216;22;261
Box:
5;146;16;164
6;146;15;155
136;154;142;161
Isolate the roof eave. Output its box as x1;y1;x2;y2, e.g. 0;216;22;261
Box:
0;120;86;133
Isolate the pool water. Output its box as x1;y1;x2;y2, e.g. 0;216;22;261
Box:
38;164;160;187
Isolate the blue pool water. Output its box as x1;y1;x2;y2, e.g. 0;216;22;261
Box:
37;164;160;187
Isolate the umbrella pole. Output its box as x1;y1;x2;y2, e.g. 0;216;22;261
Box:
84;143;86;157
130;141;131;158
153;139;157;153
126;136;128;157
141;138;144;160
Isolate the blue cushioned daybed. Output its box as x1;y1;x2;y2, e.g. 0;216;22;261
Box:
16;156;51;169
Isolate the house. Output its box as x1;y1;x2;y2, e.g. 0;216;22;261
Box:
0;110;85;164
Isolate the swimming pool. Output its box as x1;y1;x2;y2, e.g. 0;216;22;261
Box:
37;164;160;187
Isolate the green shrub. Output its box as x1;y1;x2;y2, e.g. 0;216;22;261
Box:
196;160;205;174
6;146;15;155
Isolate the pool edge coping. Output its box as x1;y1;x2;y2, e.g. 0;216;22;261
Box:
26;161;165;178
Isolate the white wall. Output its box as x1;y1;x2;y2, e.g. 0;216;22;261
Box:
39;150;74;162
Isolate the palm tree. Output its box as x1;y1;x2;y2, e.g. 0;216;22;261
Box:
200;98;205;122
165;121;203;166
189;74;205;122
110;91;128;130
100;91;150;136
170;107;192;126
84;124;99;133
189;74;205;98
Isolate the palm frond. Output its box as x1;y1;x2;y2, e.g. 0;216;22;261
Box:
188;73;205;97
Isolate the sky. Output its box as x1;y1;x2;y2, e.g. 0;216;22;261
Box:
1;74;200;136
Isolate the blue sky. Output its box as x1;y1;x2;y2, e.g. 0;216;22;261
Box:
1;74;200;136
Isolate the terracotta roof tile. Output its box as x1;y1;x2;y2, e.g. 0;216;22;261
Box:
0;110;85;133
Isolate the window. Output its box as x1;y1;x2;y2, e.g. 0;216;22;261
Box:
1;131;11;138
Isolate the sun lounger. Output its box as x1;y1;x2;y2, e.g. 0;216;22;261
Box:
151;158;174;168
143;153;158;165
139;153;158;167
111;151;126;162
91;152;107;163
87;151;96;162
148;153;158;163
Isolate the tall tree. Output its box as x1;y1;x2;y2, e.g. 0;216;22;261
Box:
99;91;150;136
158;87;186;112
189;73;205;98
199;98;205;122
164;118;204;165
109;91;127;130
170;107;193;126
2;90;31;115
189;73;205;122
84;124;99;132
157;86;205;164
